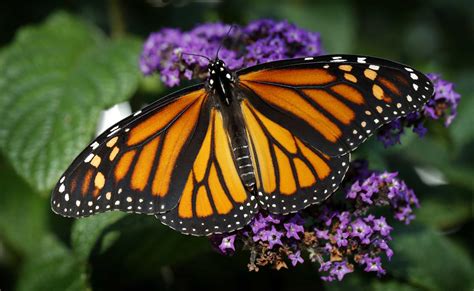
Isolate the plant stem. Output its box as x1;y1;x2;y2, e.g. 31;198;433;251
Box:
108;0;125;38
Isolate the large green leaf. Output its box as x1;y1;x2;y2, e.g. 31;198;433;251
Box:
396;136;474;192
87;215;211;285
450;73;474;151
415;187;471;229
70;213;211;284
16;235;89;291
71;212;126;262
389;224;473;290
0;12;141;193
369;281;420;291
325;274;420;291
0;157;48;256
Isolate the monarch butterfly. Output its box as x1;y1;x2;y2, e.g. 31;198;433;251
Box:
51;54;433;236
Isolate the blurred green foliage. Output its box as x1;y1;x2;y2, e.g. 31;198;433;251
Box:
0;1;472;290
0;12;141;192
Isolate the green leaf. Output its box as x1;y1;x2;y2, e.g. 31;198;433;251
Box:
442;165;474;192
369;281;419;291
389;224;473;291
286;2;356;53
450;73;474;150
325;271;420;291
0;12;141;193
396;137;474;191
89;215;211;281
0;156;48;255
416;187;472;228
70;214;210;287
71;213;211;276
71;212;126;262
16;235;89;291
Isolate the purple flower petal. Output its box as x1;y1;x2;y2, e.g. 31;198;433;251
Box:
219;234;236;253
265;226;283;249
362;256;386;276
350;218;372;241
330;261;353;281
288;250;304;266
373;216;393;236
284;222;304;240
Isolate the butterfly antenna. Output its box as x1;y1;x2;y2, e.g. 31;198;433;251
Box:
181;52;211;62
215;24;236;59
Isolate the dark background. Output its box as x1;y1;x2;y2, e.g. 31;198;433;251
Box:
0;0;472;290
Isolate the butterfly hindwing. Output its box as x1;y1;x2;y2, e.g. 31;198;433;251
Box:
240;99;350;213
238;54;434;156
158;108;258;235
51;85;210;217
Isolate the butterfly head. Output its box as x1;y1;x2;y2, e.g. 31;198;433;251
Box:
207;59;235;90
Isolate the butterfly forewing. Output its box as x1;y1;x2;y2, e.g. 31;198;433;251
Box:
238;54;434;156
51;85;210;217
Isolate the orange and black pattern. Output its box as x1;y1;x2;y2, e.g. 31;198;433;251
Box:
51;54;433;236
238;55;433;156
51;85;210;217
159;108;258;234
241;99;349;213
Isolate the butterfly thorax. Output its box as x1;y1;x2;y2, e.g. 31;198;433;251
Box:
207;59;236;106
208;59;256;191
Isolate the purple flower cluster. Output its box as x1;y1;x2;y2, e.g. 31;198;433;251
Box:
140;20;322;86
377;73;461;147
313;208;393;281
212;162;418;281
217;212;307;271
425;73;461;126
347;171;419;224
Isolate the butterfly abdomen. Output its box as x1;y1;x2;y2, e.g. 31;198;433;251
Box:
232;136;255;190
219;99;256;191
215;87;257;191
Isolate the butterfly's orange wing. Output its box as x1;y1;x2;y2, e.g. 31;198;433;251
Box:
237;55;433;211
239;55;433;156
240;99;349;212
52;86;211;217
158;108;257;235
51;85;256;235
